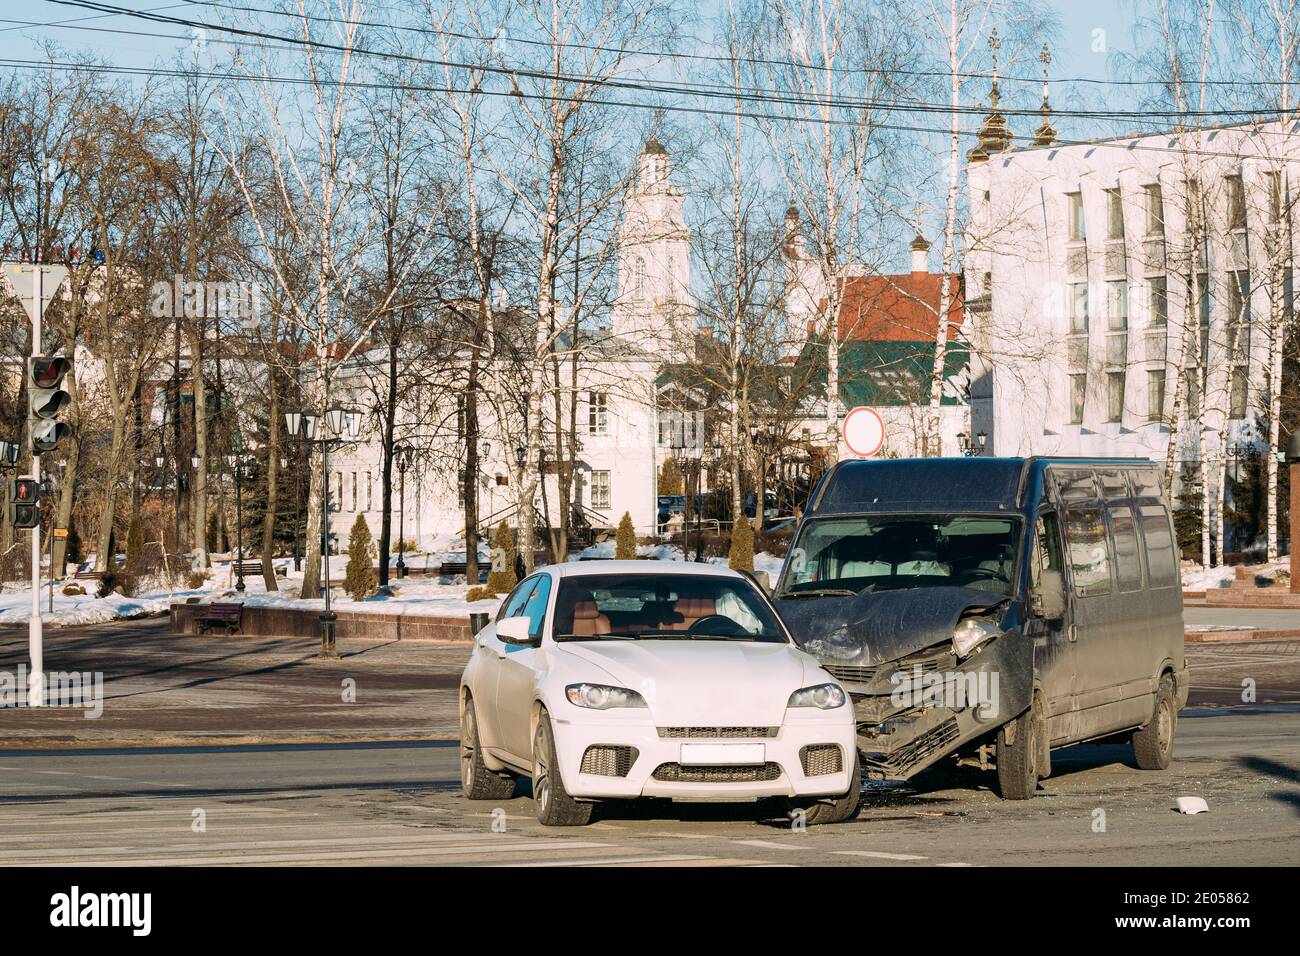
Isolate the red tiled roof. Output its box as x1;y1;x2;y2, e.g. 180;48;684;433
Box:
825;273;964;342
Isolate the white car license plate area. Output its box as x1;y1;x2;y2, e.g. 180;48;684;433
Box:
679;743;765;766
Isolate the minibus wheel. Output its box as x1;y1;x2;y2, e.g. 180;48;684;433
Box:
996;695;1044;799
1132;674;1176;770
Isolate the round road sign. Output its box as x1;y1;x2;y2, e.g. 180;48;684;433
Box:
842;406;885;458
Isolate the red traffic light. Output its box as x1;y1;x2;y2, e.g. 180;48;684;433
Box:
8;478;39;503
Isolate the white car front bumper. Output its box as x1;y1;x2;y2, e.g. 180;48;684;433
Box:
550;711;857;801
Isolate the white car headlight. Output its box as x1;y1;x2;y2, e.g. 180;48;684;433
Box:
787;683;846;709
565;683;647;710
952;618;1001;658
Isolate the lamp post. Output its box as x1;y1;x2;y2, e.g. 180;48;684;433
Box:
394;445;412;579
284;405;362;658
1224;422;1255;554
229;450;248;592
957;431;988;457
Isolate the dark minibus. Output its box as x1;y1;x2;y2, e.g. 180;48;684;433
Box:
774;457;1187;799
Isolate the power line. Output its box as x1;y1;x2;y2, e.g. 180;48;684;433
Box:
0;55;1290;165
35;0;1300;126
174;0;1300;91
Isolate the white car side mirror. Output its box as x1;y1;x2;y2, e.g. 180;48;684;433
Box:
497;616;537;646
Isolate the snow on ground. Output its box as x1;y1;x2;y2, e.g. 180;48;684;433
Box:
1181;559;1290;591
0;586;173;628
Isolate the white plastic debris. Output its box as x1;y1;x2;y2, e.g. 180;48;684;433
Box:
1175;796;1210;815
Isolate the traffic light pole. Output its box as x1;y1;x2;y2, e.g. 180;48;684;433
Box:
29;266;43;707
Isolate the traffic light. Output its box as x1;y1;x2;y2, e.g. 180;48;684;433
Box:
27;355;72;454
7;478;39;530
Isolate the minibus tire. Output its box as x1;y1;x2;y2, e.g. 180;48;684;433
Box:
1132;674;1176;770
996;697;1042;799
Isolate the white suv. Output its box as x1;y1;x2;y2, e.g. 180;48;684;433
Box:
459;560;859;826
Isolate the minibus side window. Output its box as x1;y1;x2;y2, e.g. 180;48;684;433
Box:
1063;507;1113;597
1139;505;1179;588
1108;505;1143;592
1032;512;1064;589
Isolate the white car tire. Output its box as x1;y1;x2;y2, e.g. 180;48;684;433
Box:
532;710;593;827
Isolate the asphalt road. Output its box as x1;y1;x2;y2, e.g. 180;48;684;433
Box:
0;710;1296;866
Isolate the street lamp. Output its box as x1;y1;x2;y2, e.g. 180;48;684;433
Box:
229;451;249;592
394;445;413;579
283;404;362;658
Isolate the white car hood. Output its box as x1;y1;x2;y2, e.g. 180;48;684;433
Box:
557;640;819;727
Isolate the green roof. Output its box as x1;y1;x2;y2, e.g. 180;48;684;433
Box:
797;338;969;407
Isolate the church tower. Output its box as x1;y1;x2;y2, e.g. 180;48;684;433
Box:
613;138;691;355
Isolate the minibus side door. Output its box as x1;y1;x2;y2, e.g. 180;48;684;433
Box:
1028;509;1077;744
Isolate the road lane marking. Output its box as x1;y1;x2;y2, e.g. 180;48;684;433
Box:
834;850;928;861
29;840;619;866
733;839;803;850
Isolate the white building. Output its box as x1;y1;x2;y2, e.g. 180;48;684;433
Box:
325;138;703;552
964;108;1296;474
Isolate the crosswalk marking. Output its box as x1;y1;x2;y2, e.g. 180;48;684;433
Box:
33;840;619;867
834;850;927;861
733;839;803;850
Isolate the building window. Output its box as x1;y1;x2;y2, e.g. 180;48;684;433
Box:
1266;170;1283;223
1069;374;1086;424
365;472;372;512
332;472;343;512
588;392;608;436
1226;174;1246;230
455;395;465;439
351;472;358;512
1068;191;1086;241
633;256;646;298
1144;183;1164;236
591;470;611;510
1229;367;1248;419
1069;283;1089;333
1228;270;1251;324
1107;280;1128;330
1187;376;1202;418
1106;188;1124;240
1106;372;1125;423
1147;369;1165;422
1149;276;1168;326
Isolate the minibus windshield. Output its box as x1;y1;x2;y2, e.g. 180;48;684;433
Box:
778;514;1022;598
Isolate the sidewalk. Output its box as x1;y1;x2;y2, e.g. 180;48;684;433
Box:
0;617;472;748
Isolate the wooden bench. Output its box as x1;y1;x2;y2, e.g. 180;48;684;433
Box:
73;571;101;581
437;561;488;583
193;602;243;636
233;560;266;577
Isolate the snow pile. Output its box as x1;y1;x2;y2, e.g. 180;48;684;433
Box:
0;587;172;627
1181;559;1290;591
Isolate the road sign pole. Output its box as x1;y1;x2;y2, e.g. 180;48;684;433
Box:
29;265;43;707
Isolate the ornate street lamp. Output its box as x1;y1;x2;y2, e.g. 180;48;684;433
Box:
394;445;413;579
283;404;363;658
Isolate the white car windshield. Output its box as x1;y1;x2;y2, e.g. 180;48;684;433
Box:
553;574;785;643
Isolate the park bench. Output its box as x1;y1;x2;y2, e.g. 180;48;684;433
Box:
73;570;101;581
232;560;267;577
437;561;488;583
193;602;244;636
